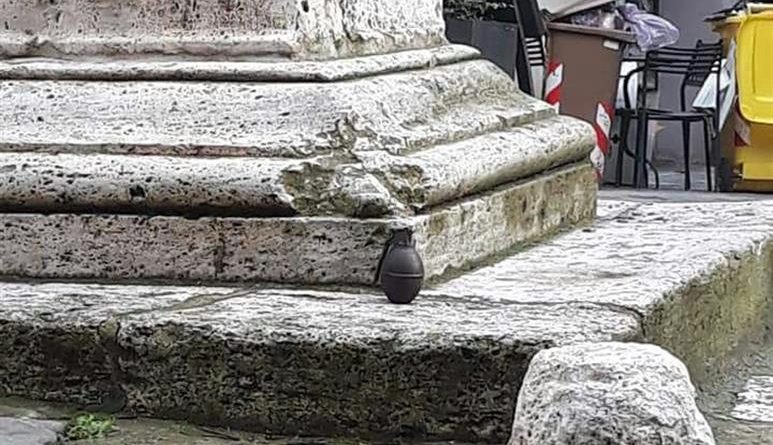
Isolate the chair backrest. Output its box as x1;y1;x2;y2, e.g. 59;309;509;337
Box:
524;36;546;67
682;41;723;87
515;0;547;38
515;0;547;67
643;41;723;112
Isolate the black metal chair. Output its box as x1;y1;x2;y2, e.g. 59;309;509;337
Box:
516;0;548;68
615;41;723;191
524;36;547;67
513;0;548;93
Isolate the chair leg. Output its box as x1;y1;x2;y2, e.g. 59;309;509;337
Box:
682;121;692;191
616;115;631;187
703;121;714;192
634;112;649;189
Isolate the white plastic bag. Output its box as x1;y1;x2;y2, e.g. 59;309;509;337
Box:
620;4;680;52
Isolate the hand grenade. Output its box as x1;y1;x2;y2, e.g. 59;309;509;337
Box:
377;229;424;304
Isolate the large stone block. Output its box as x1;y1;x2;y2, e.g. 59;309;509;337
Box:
429;198;773;382
0;115;591;218
3;199;773;441
0;281;641;442
0;417;64;445
510;342;715;445
0;55;594;219
0;60;554;160
0;0;446;59
0;163;596;285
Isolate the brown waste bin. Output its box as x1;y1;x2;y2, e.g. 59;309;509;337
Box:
547;23;636;179
547;23;636;121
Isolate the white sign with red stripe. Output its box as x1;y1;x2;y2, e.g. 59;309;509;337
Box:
544;60;563;112
590;101;614;180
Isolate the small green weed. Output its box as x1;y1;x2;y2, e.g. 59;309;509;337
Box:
66;413;115;441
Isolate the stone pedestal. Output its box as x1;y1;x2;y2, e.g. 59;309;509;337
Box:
0;0;446;59
0;0;596;287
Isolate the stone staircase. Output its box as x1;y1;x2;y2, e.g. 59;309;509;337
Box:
3;198;773;442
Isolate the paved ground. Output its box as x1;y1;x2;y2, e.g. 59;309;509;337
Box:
602;184;773;445
605;163;713;192
657;165;713;192
600;188;773;203
611;184;773;445
0;397;444;445
697;314;773;445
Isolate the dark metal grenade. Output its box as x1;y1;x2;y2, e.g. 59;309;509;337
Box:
378;229;425;304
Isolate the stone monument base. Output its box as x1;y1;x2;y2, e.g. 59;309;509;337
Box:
0;44;597;288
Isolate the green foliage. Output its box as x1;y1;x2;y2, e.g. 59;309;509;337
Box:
66;414;115;441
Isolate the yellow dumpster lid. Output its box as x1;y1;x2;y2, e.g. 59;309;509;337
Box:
737;11;773;124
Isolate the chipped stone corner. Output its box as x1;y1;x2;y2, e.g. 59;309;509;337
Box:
279;156;412;219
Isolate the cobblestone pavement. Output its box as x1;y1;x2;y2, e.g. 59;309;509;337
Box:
698;320;773;445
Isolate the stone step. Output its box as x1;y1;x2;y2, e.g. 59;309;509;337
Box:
0;45;480;82
0;163;596;285
2;197;772;442
0;281;638;443
0;116;591;218
0;58;550;159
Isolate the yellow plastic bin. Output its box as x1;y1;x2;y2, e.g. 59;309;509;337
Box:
714;10;773;191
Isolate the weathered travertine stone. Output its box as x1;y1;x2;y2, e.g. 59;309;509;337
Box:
0;153;302;217
0;53;594;221
0;417;64;445
0;60;553;159
731;375;773;423
3;199;773;442
427;199;773;379
0;116;590;218
0;45;479;82
0;0;597;286
414;163;597;278
0;213;393;284
357;116;592;213
0;282;641;442
0;163;595;284
0;0;445;60
510;343;715;445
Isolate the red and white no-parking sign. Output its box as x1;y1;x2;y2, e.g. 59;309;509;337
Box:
544;60;563;112
590;101;614;180
590;102;614;180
